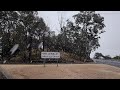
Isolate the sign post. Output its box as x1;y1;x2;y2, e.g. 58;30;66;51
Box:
41;52;60;67
44;59;46;67
57;59;58;67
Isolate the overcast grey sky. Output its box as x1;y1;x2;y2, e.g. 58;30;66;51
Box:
38;11;120;58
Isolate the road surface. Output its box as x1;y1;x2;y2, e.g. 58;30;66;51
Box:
93;59;120;68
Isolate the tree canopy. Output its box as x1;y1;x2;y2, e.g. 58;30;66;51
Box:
57;11;105;61
0;11;106;63
0;11;49;62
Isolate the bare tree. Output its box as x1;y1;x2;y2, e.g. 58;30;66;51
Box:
57;11;66;33
57;11;67;51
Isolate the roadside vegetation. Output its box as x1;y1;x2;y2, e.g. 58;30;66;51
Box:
0;11;105;64
94;52;120;61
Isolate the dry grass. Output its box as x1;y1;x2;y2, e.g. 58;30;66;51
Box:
5;51;85;64
60;51;84;63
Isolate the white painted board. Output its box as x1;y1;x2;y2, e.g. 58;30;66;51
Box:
41;52;60;59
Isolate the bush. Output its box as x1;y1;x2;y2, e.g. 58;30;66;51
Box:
113;56;120;59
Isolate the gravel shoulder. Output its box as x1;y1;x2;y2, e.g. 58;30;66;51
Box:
1;64;120;79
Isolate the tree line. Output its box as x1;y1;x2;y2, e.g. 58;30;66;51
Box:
94;52;120;60
0;11;105;63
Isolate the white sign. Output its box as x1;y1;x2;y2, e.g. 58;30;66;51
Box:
41;52;60;59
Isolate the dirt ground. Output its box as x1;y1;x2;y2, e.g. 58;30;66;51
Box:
0;64;120;79
0;71;6;79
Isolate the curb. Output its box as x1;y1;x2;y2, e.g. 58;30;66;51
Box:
0;66;14;79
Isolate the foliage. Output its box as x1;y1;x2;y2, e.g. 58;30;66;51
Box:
113;55;120;59
94;52;104;59
58;11;105;60
103;55;111;59
0;11;48;62
0;11;106;63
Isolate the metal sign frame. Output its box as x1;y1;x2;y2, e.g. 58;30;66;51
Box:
41;52;60;67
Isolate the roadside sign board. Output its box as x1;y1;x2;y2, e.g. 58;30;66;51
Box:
41;52;60;59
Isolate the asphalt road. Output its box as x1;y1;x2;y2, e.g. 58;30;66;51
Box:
93;59;120;68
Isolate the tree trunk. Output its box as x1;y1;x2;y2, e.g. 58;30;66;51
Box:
28;35;32;63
